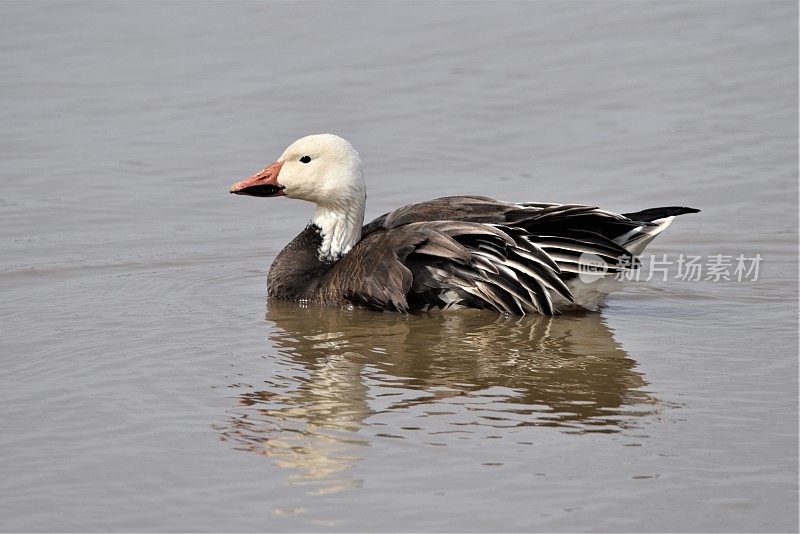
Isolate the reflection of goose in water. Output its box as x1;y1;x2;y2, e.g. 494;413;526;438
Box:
218;300;659;488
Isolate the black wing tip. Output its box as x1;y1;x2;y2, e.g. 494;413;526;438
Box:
623;206;701;222
674;206;701;215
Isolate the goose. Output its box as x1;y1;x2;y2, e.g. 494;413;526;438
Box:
230;134;698;316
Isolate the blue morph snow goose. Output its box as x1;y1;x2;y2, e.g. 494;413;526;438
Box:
230;134;699;316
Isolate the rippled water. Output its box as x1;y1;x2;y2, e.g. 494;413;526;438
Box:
1;2;797;532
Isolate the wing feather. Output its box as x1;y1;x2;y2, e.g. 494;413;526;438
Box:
325;196;697;315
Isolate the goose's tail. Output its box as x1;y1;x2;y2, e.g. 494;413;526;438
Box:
616;206;700;256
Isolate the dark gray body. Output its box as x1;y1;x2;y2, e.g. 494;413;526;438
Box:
267;195;698;315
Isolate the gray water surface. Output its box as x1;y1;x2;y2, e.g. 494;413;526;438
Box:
1;2;798;532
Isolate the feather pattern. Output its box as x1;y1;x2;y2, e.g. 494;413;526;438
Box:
266;196;699;316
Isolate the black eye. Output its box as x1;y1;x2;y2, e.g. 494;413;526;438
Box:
299;155;311;164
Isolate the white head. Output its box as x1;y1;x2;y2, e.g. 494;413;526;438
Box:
231;134;367;261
